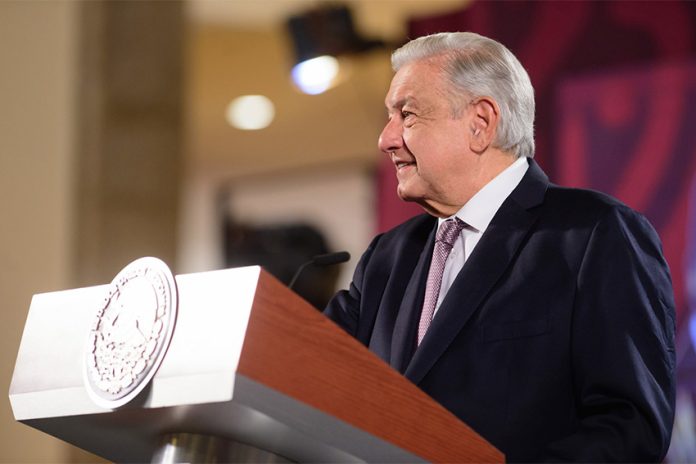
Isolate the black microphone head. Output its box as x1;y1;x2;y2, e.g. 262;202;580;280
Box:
312;251;350;266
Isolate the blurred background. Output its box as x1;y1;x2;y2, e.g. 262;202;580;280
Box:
2;0;696;461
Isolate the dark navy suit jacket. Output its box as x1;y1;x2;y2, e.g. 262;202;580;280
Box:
325;160;676;462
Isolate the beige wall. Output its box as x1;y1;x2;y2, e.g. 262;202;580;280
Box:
0;1;77;461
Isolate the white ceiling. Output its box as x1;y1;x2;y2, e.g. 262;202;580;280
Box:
186;0;325;26
186;0;469;40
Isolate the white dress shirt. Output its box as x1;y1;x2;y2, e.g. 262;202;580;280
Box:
433;156;529;316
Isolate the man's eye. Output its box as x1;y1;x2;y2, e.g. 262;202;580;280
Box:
401;111;414;119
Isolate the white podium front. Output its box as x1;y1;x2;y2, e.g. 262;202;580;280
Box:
10;265;503;463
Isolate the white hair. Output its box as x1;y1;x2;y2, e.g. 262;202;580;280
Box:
392;32;535;158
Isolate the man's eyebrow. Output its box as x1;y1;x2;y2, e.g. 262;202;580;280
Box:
386;96;419;111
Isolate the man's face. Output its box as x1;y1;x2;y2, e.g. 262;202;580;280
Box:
378;59;476;217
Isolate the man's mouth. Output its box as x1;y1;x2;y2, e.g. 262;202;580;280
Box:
392;155;416;171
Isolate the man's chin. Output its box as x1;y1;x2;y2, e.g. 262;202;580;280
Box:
396;186;417;203
396;187;450;217
397;187;429;209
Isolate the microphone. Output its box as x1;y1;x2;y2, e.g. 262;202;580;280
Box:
288;251;350;290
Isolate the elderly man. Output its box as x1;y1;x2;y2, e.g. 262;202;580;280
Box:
325;32;675;462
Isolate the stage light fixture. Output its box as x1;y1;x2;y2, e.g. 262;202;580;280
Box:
286;5;382;95
291;55;340;95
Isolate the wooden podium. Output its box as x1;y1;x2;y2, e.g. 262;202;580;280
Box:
10;265;503;463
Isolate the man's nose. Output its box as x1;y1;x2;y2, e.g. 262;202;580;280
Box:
378;118;403;154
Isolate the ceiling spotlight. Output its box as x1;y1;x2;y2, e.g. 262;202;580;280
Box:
226;95;275;130
286;5;383;95
291;55;340;95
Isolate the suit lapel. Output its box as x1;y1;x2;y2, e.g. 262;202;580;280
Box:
404;160;549;385
389;224;436;373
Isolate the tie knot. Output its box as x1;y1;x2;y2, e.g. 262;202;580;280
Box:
436;218;465;247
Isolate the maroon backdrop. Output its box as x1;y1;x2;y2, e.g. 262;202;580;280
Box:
556;62;696;325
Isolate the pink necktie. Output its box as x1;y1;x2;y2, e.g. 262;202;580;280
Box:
417;218;465;345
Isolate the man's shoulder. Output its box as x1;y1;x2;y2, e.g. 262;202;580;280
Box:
545;183;638;218
541;183;655;236
515;160;638;224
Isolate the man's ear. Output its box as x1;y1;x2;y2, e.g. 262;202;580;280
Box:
469;97;500;154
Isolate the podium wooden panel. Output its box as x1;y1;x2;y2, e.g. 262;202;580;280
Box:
10;266;503;463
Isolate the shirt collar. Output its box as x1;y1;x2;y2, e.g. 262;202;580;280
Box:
439;156;529;233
